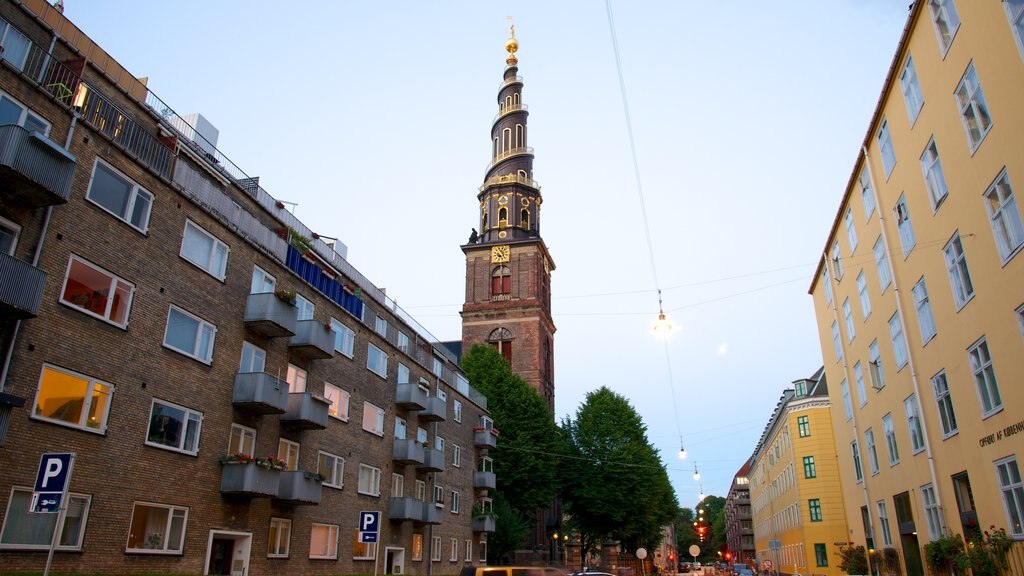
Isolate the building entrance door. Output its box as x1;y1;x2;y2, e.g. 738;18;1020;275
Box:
205;530;252;576
385;547;406;574
208;539;233;575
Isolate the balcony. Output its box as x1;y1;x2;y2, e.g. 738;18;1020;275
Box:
393;439;426;465
389;497;425;522
417;396;446;422
280;392;330;430
395;383;428;410
417;447;445;472
288;319;334;360
232;372;288;415
473;515;496;533
0;124;75;207
0;252;46;319
474;470;496;490
220;462;280;498
473;427;498;449
244;293;296;337
275;470;323;505
422;502;443;525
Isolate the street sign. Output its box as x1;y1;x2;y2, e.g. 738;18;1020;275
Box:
32;453;72;514
689;544;700;558
358;511;380;543
764;560;773;570
636;548;648;560
30;493;62;513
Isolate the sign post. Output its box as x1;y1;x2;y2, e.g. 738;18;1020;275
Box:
33;453;75;576
359;511;380;576
689;545;700;572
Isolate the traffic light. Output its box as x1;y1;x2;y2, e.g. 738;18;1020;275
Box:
725;553;732;561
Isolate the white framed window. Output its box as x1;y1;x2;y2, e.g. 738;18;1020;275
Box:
931;371;958;438
228;423;256;457
398;363;410;384
0;90;49;134
179;220;228;280
822;266;833;305
1007;0;1024;61
857;270;871;319
878;119;896;178
362;402;384;436
840;379;852;421
920;139;949;209
968;338;1002;416
895;195;916;257
928;0;960;53
59;255;134;328
843;299;855;343
310;523;338;560
944;233;974;309
295;294;314;321
845;208;858;252
239;341;266;373
318;451;345;489
358;464;381;496
268;518;291;557
984;169;1024;262
330;318;355;358
433;485;444;507
86;159;154;233
432;536;442;561
0;18;30;71
450;537;458;561
145;399;201;456
454;399;463;423
417;427;428;445
250;265;276;294
859;168;875;220
955;63;992;152
398;331;410;353
435;436;446;455
920;484;942;540
432;356;443;377
465;539;473;562
889;313;909;370
453;444;462;468
277;439;299;471
163;305;216;364
125;502;188;554
1017;303;1024;340
286;364;306;393
869;340;885;390
854;362;867;407
913;279;936;344
375;314;388;337
0;487;90;550
437;388;447;403
451;491;460;514
865;428;880;475
831;322;843;361
904;394;925;454
353;529;377;560
367;344;388;378
873;238;891;292
415;479;426;502
877;501;892;547
394;416;407;439
831;241;843;279
324;382;349;421
883;413;899;466
0;215;19;256
900;55;924;124
392;473;404;498
852;441;863;482
995;457;1024;536
31;364;113;433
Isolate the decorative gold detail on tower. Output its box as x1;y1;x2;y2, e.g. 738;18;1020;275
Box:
505;24;518;66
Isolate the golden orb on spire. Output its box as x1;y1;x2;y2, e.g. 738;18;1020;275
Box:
505;24;518;55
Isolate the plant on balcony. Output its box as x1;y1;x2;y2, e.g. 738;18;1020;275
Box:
473;426;501;436
219;453;287;471
274;288;296;305
288;227;314;254
471;504;497;519
303;471;325;482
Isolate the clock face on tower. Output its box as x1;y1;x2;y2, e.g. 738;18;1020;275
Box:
491;244;511;263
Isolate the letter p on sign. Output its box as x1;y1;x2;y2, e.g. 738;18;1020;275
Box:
34;453;72;493
360;511;379;532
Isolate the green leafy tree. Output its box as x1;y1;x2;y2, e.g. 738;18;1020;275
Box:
488;493;530;565
562;387;679;563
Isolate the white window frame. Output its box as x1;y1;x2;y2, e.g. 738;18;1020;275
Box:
358;464;382;496
931;371;958;438
362;402;384;436
921;484;943;540
895;195;916;257
450;537;458;561
904;394;925;454
900;55;924;124
392;473;405;498
86;158;153;233
995;456;1024;537
869;341;885;390
874;238;891;292
984;168;1024;262
309;523;339;560
883;413;900;466
179;219;229;281
163;305;216;364
31;364;113;434
0;90;50;134
878;119;896;178
277;438;299;471
913;278;936;344
852;441;863;483
398;363;410;384
832;241;843;279
1017;303;1024;341
860;168;875;220
295;294;314;321
822;266;833;305
465;539;473;562
451;490;460;514
268;517;291;558
228;423;256;457
928;0;961;54
432;535;442;561
920;138;949;209
59;255;135;328
0;487;90;550
367;344;388;378
889;313;909;370
375;314;388;337
854;362;867;406
1006;0;1024;62
394;416;407;439
845;208;858;252
125;502;188;554
250;265;276;294
454;399;463;423
324;382;349;421
318;451;345;489
843;299;855;343
944;233;974;309
239;341;266;373
955;62;992;152
877;501;892;547
353;529;378;560
840;379;852;421
286;364;306;393
433;485;444;507
398;331;410;353
857;270;871;320
865;428;880;475
831;321;843;361
144;399;202;456
0;214;19;256
453;444;462;468
968;338;1003;417
330;318;356;358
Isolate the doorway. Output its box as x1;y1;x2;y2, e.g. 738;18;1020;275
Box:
385;547;406;574
205;530;252;576
893;493;922;576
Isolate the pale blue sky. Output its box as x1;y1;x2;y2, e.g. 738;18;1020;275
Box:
64;1;909;506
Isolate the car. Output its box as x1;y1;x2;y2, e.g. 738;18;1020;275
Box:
679;563;692;573
733;565;754;576
461;567;568;576
693;562;702;570
570;570;614;576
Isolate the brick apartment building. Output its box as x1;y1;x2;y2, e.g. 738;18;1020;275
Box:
0;1;497;574
724;458;754;564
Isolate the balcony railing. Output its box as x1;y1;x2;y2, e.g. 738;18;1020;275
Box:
499;75;523;90
472;515;497;533
276;471;322;505
417;396;447;422
417;448;445;473
473;428;498;449
288;319;335;360
0;252;46;319
220;462;280;498
474;470;496;490
479;172;540;192
232;372;289;415
422;502;443;525
280;392;330;430
395;383;428;410
389;497;425;522
392;439;426;465
493;103;528;123
244;292;297;338
486;147;534;172
0;125;75;207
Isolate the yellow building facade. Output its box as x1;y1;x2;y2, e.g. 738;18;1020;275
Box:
809;2;1024;576
750;371;850;576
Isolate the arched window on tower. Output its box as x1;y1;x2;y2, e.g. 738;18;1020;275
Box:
491;266;511;298
521;208;530;231
498;207;508;228
488;327;513;365
513;93;520;107
493;137;499;158
481;207;488;230
515;124;523;148
505;95;512;110
502;128;511;153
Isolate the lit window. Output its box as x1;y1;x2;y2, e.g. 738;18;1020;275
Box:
229;423;255;457
86;159;153;233
59;255;134;328
239;341;266;373
995;457;1024;536
268;518;291;557
358;464;381;496
32;364;113;433
412;534;423;561
883;414;899;465
250;266;276;294
353;528;377;560
889;313;909;370
873;238;891;291
324;382;349;421
968;338;1002;416
309;524;339;560
0;487;90;550
920;139;949;209
921;485;942;540
984;169;1024;262
330;318;355;358
955;63;992;151
362;402;384;436
179;220;229;280
125;502;188;553
927;0;960;53
367;344;388;378
865;429;880;475
878;119;896;178
277;439;299;471
895;195;916;257
286;364;306;393
163;306;216;363
913;279;936;344
318;451;345;489
944;233;974;309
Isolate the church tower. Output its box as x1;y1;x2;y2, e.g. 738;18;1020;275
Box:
461;27;556;412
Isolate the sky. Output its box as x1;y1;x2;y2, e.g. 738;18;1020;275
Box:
63;1;910;508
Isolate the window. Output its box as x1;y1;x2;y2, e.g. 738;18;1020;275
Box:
857;270;871;319
889;313;909;370
883;413;899;465
822;266;833;305
869;340;885;390
286;364;306;393
920;484;942;540
895;195;916;257
905;395;925;454
928;0;960;53
59;255;134;327
797;416;810;438
319;451;345;489
968;338;1002;416
450;538;458;561
367;344;388;378
180;220;228;280
454;399;463;423
32;364;113;433
845;208;858;252
453;444;462;467
358;464;381;496
899;56;924;125
803;456;816;479
451;491;460;514
808;499;822;522
1008;0;1024;60
920;139;948;209
865;429;880;475
163;306;216;363
831;322;843;361
0;91;49;134
930;371;959;438
466;539;473;562
277;439;299;471
412;534;423;561
814;544;828;567
1018;303;1024;340
432;536;442;561
841;380;853;420
795;380;806;397
832;241;843;279
397;331;410;353
145;400;201;456
996;457;1024;536
375;314;388;337
852;441;863;482
324;382;349;421
491;265;511;296
353;529;377;560
913;279;936;343
392;473;404;498
0;18;30;71
433;485;444;507
394;417;407;439
985;169;1024;261
0;487;90;550
859;168;875;219
955;63;992;151
239;342;266;373
944;234;974;309
87;159;153;232
417;427;428;446
126;502;187;553
843;299;855;343
309;524;338;560
854;362;867;406
229;423;255;456
362;402;384;436
268;518;291;557
877;501;892;546
874;238;891;291
397;364;412;386
330;319;355;358
878;119;896;178
415;479;426;502
435;436;446;455
0;215;18;255
250;266;275;294
295;294;314;321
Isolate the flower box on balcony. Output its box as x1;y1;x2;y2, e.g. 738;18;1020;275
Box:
220;459;281;498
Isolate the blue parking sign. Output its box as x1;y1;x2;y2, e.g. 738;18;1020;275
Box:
34;453;72;493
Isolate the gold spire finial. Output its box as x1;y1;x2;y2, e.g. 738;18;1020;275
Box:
505;19;518;66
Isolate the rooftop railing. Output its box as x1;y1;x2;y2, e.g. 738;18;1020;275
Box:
485;146;534;172
493;103;527;123
479;172;540;192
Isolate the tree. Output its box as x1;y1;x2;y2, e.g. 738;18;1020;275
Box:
694;495;726;559
488;493;531;565
562;387;679;563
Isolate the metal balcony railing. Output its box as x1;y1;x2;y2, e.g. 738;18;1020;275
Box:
498;75;523;90
493;103;528;123
0;252;46;318
479;172;540;192
0;124;75;206
485;147;534;172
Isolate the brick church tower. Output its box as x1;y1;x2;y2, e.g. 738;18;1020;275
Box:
461;27;556;413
